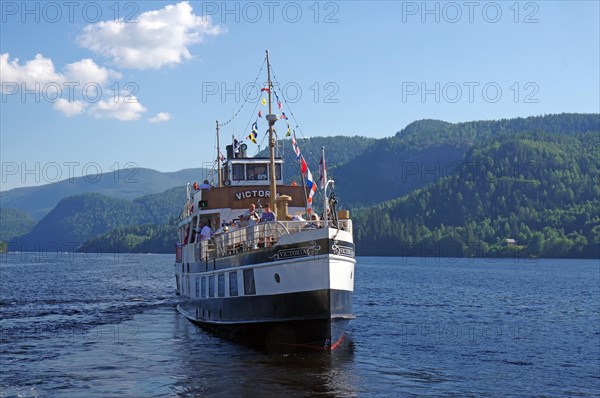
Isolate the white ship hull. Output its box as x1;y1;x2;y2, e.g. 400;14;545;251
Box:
175;226;355;350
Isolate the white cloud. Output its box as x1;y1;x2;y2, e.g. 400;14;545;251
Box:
1;53;148;121
1;53;118;91
64;59;121;86
77;1;223;70
53;99;87;116
0;53;64;88
90;96;147;121
149;112;172;123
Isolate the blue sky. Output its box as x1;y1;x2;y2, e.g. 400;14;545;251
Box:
1;1;598;190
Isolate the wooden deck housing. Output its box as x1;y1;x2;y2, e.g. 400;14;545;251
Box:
199;185;306;210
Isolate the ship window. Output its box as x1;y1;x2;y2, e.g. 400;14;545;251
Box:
209;275;215;298
246;164;268;181
195;277;200;298
201;276;207;298
229;272;238;296
232;164;245;181
275;163;282;180
218;274;225;297
243;269;256;295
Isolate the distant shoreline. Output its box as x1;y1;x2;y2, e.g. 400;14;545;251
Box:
2;250;597;261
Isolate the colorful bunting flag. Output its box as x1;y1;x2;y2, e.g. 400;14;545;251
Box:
286;123;291;137
258;110;262;118
300;155;308;174
248;121;258;144
291;133;301;159
306;167;318;214
280;112;287;120
261;98;267;106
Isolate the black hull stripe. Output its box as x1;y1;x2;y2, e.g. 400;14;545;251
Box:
179;289;353;324
186;316;350;351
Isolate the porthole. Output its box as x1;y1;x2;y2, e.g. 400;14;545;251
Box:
350;271;353;279
274;273;281;283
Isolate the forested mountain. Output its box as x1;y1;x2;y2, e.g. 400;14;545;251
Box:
11;186;185;251
257;135;376;184
354;126;600;258
0;167;205;220
0;208;36;242
6;113;599;259
335;114;600;207
78;223;178;254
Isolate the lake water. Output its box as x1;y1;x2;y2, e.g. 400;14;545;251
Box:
1;253;599;397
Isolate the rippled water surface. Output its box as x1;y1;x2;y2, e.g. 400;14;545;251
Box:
1;253;599;397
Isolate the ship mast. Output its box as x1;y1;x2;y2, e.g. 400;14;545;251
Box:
216;120;222;187
266;50;277;214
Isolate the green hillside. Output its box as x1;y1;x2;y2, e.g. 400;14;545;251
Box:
354;125;600;258
0;208;36;242
257;135;377;185
335;114;600;207
11;186;185;251
0;167;205;220
7;113;599;259
78;223;178;254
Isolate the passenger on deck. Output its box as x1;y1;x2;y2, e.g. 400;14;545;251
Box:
260;203;276;222
199;180;211;189
306;213;321;229
286;214;305;222
241;204;260;226
200;222;212;241
286;213;306;229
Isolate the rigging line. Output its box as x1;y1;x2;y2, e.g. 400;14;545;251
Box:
217;56;267;128
270;67;308;140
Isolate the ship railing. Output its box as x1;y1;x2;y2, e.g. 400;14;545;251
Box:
200;218;352;260
208;221;288;259
280;219;352;234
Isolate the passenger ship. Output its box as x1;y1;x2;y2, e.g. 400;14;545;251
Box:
174;51;355;350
